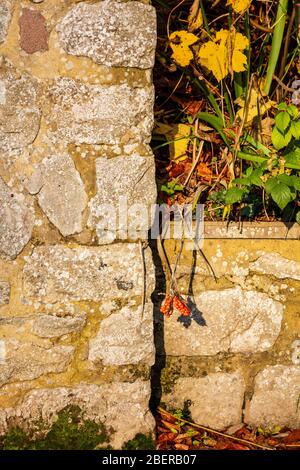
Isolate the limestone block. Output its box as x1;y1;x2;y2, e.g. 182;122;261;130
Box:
165;373;245;430
88;154;157;242
89;303;154;366
0;381;155;448
57;1;156;69
46;78;154;145
163;286;283;356
27;153;88;236
0;340;74;386
0;177;35;260
245;366;300;428
0;282;10;306
0;60;41;152
0;1;13;44
250;252;300;281
31;314;86;338
23;244;155;303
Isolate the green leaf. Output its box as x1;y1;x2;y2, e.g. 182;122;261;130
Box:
225;187;246;204
272;127;287;150
277;102;288;111
275;112;291;133
292;176;300;191
270;181;295;210
265;176;279;194
277;174;300;190
283;127;293;146
287;104;299;119
249;168;264;187
291;120;300;139
296;211;300;225
233;177;251;186
277;173;295;187
284;148;300;169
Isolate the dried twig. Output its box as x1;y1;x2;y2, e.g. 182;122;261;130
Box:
158;407;275;451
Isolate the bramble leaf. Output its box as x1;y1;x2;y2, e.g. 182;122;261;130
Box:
275;111;290;133
272;127;287;150
225;187;246;204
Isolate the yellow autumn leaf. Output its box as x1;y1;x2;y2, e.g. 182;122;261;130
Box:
227;0;251;14
155;122;191;161
198;28;249;81
235;89;276;124
169;30;199;67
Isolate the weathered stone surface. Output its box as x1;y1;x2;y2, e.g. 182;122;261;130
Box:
19;8;49;54
246;366;300;428
0;60;41;152
0;1;13;44
0;282;10;306
0;177;35;260
57;1;156;69
27;154;87;236
23;244;155;303
165;373;245;430
46;78;154;145
163;287;283;356
89;303;154;366
0;340;74;386
0;381;154;448
250;252;300;281
88;154;157;242
32;314;86;338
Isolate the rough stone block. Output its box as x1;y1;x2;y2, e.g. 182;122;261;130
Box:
0;282;10;306
0;1;13;44
88;154;157;242
0;381;155;448
0;339;74;386
0;177;35;260
89;303;154;366
250;252;300;281
57;1;156;69
23;244;155;303
27;153;87;236
245;366;300;428
32;314;86;338
46;78;154;145
163;286;283;356
0;60;41;152
164;373;245;430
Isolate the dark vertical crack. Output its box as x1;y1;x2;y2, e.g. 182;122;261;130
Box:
149;236;166;416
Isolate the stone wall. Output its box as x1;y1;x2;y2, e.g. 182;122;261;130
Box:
0;0;299;449
156;226;300;430
0;0;157;448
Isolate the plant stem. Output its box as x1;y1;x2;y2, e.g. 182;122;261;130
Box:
194;78;223;120
199;0;211;36
264;0;289;95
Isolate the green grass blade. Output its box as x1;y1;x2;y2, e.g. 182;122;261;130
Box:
264;0;289;95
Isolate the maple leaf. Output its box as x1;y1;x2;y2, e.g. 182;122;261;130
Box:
235;89;276;124
169;30;199;67
227;0;252;14
198;28;249;81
